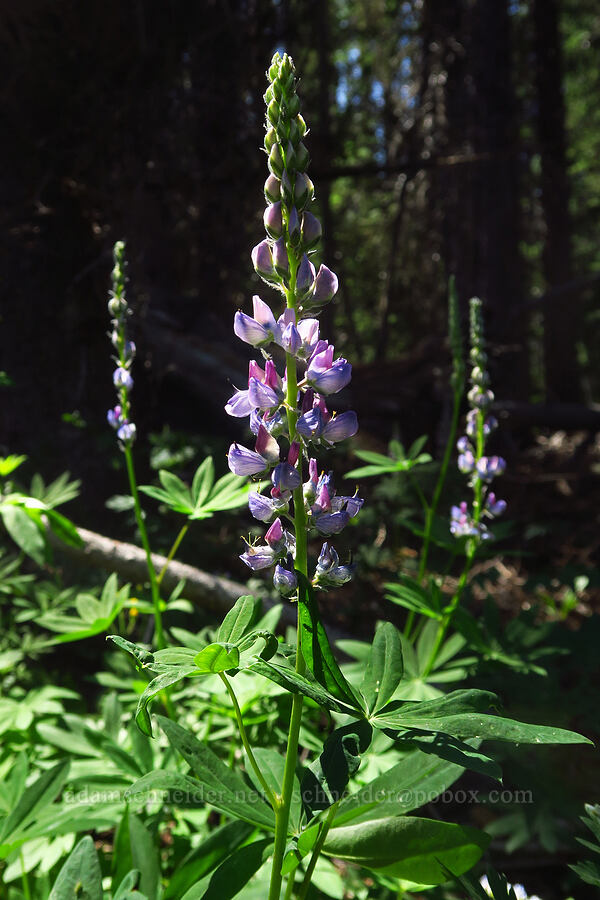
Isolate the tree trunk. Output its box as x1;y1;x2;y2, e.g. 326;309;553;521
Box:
532;0;581;402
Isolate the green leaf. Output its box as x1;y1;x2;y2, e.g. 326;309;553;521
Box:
323;815;489;884
302;721;373;815
163;822;253;900
191;457;215;508
0;504;46;565
248;658;358;715
49;835;102;900
247;748;302;828
0;454;27;477
159;470;194;508
136;669;196;736
392;731;502;781
107;635;154;669
0;760;70;843
184;839;272;900
45;510;83;548
194;643;240;674
113;870;148;900
385;576;443;620
217;595;257;644
360;622;403;714
297;575;362;711
334;748;465;826
155;716;275;829
128;812;160;900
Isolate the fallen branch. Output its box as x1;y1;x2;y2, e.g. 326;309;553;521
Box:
46;524;247;616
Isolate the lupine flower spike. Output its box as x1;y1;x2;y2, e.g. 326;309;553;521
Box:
107;242;137;447
225;51;362;598
451;297;506;544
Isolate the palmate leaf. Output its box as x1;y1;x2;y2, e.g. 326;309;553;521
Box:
139;457;257;521
248;658;358;715
302;721;373;816
323;815;489;884
0;760;71;852
0;503;46;566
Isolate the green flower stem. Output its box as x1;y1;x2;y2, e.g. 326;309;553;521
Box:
268;261;308;900
219;672;278;810
157;522;189;586
123;445;165;651
20;854;31;900
406;386;462;639
283;871;297;900
296;802;339;900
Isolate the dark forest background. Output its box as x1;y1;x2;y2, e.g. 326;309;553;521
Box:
1;0;599;550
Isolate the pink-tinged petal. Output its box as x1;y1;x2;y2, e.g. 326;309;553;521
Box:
265;517;284;547
252;295;277;330
311;265;338;305
264;359;281;391
255;423;280;464
288;441;300;466
249;360;265;383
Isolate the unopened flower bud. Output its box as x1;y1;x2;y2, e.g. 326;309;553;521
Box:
281;170;293;205
295;254;316;299
252;240;278;282
267;99;280;127
264;127;277;152
301;212;322;249
288;118;301;148
287;94;300;117
264;202;283;239
295;142;309;171
272;238;289;275
287;207;301;245
264;174;281;203
108;297;123;317
309;265;339;306
294;173;313;208
268;143;284;177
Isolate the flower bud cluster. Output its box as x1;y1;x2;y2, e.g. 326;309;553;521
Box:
450;297;505;542
107;242;136;447
227;53;361;598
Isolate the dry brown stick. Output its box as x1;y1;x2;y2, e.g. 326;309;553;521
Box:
46;524;247;615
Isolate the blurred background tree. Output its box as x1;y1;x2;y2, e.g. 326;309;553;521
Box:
1;0;599;525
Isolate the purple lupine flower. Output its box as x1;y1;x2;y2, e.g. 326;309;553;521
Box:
458;450;476;474
310;265;338;306
485;492;507;517
281;320;302;355
313;511;350;535
272;462;302;492
307;357;352;395
264;202;283;238
303;458;319;504
297;318;320;359
296;406;325;441
476;455;506;482
273;562;298;598
225;388;253;418
484;415;498;435
248;490;288;523
117;422;136;443
228;443;268;477
113;367;133;390
265;517;284;547
240;543;277;571
248;376;281;411
450;502;480;538
288;441;300;466
337;492;364;518
107;405;124;429
255;423;280;464
322;411;358;444
313;542;354;587
293;172;312;207
123;340;136;362
456;435;472;453
234;312;273;347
